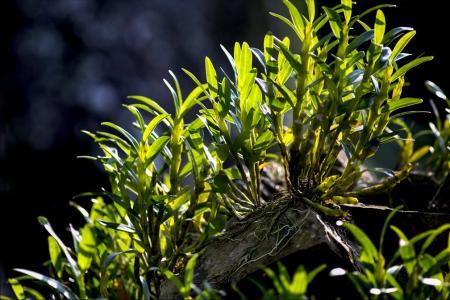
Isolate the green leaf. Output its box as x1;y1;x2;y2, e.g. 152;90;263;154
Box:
97;220;136;233
274;40;302;73
101;122;139;150
179;85;206;119
142;113;170;142
305;0;316;22
77;225;96;272
342;0;352;23
14;269;79;300
282;0;305;38
323;7;341;38
391;56;433;81
184;254;199;290
374;10;386;44
383;27;414;45
162;269;185;295
127;95;169;116
270;12;304;41
409;146;429;163
345;223;378;262
168;190;190;212
391;30;416;61
125;104;146;132
164;78;181;115
145;135;171;166
8;279;25;300
347;30;374;53
382;98;423;113
48;236;63;278
100;250;136;297
290;265;307;295
37;217;80;278
169;70;183;106
421;224;450;255
264;32;274;63
349;4;396;27
391;226;416;275
205;56;218;98
307;264;326;283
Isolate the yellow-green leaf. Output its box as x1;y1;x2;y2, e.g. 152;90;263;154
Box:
374;10;386;44
8;279;25;300
48;236;63;278
205;57;218;98
409;146;430;163
342;0;352;24
391;30;416;61
77;225;96;271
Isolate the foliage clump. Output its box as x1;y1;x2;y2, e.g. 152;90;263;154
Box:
3;0;448;299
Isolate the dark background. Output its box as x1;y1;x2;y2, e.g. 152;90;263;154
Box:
0;0;448;295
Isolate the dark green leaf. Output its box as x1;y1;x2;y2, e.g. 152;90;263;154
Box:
347;30;374;53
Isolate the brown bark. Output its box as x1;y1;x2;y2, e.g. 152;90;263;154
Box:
160;200;358;299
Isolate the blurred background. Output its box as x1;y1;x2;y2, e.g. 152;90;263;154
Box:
0;0;448;294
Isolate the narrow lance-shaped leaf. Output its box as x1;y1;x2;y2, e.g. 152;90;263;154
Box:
391;56;433;81
162;269;185;295
270;12;304;41
342;0;352;24
48;236;63;278
164;78;181;115
37;217;80;278
347;30;374;53
179;85;207;119
205;56;218;98
142;113;170;143
383;27;414;45
274;39;302;73
382;98;423;113
77;225;96;272
145;135;171;166
391;30;416;62
290;265;308;294
127;95;169;116
305;0;316;22
99;250;136;297
323;7;341;38
184;254;199;290
374;10;386;44
8;279;25;300
14;269;79;300
264;32;274;62
101;122;139;150
282;0;305;39
390;226;416;275
345;223;378;262
125;104;146;132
